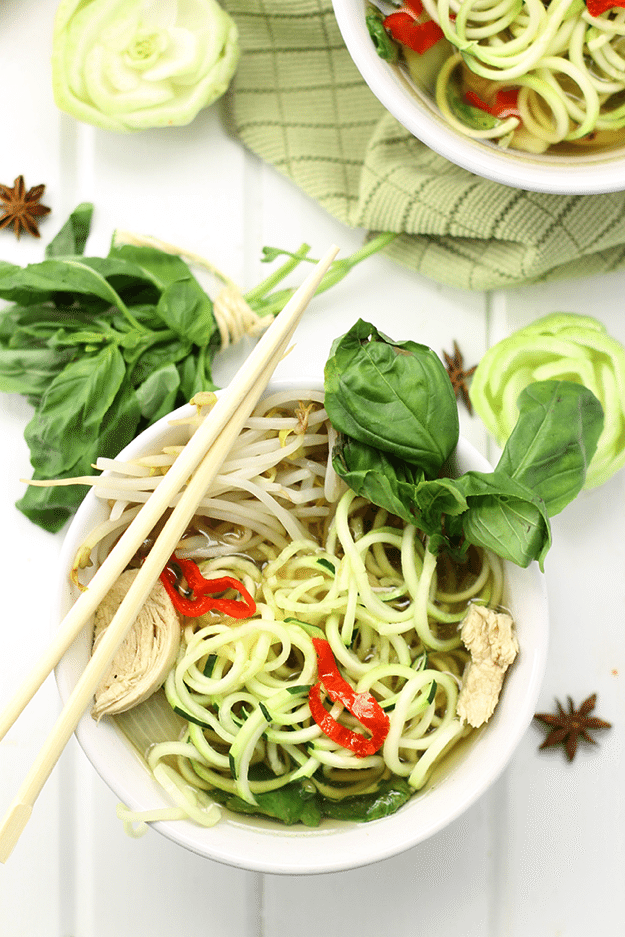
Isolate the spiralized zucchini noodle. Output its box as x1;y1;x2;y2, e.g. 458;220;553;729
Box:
73;391;507;829
381;0;625;152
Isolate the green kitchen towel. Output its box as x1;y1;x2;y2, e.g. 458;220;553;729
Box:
222;0;625;291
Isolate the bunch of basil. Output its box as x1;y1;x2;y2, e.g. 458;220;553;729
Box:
324;320;604;569
0;206;393;532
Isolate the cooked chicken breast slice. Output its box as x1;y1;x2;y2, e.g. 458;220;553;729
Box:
91;568;181;720
456;604;518;728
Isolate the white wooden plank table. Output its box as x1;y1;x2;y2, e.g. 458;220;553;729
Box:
1;3;622;935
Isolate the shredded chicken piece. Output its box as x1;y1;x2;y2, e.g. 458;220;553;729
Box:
456;604;519;728
91;569;181;721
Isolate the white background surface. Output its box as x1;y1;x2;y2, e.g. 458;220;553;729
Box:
0;2;623;935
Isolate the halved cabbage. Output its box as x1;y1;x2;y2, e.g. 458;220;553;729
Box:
52;0;240;132
470;313;625;489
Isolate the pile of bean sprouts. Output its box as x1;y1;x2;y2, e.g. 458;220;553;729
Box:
72;391;505;829
418;0;625;150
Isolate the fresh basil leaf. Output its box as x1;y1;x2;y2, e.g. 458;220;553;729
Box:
78;256;162;303
332;433;423;524
155;277;217;347
23;344;127;476
130;337;193;387
0;259;139;321
45;328;107;349
211;778;322;827
0;345;75;397
15;464;90;533
410;474;468;528
45;202;93;258
0;305;107;343
108;242;200;290
496;380;604;516
319;778;412;822
0;260;22;295
211;774;412;826
17;376;141;532
367;9;399;63
462;490;550;568
457;470;551;569
324;319;458;477
135;362;181;421
408;469;551;568
178;347;216;400
96;376;141;460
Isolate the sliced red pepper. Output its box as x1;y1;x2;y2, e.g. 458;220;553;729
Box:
465;89;520;119
383;10;444;54
308;638;389;758
586;0;625;15
160;554;256;619
491;89;521;119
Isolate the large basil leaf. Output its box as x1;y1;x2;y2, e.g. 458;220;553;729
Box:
0;259;127;307
210;778;322;827
455;471;551;569
23;344;127;476
129;336;192;388
17;374;141;532
79;255;162;301
0;346;75;399
95;375;142;459
108;242;202;289
45;202;93;257
461;491;550;569
332;433;424;525
155;276;217;347
135;362;181;422
178;346;216;401
496;380;603;515
324;319;459;477
0;304;108;343
210;774;412;826
15;462;91;534
408;470;551;568
320;778;412;822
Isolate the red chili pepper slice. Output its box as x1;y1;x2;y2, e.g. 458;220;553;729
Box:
586;0;625;15
492;88;521;119
383;10;444;54
465;90;490;113
308;638;390;757
160;555;256;619
465;89;520;119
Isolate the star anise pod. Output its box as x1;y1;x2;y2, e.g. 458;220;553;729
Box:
534;693;611;762
0;175;51;239
443;341;477;413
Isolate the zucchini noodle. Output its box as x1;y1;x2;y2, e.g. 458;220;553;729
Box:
379;0;625;152
76;393;510;829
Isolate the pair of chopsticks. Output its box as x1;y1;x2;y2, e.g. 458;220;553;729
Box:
0;245;339;862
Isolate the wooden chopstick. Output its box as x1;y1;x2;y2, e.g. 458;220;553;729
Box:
0;244;339;862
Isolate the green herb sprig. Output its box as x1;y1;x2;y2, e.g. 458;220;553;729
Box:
325;319;604;570
0;206;395;532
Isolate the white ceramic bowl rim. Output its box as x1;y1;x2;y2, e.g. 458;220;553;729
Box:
54;379;549;874
332;0;625;195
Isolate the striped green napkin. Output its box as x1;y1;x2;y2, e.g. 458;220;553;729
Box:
222;0;625;291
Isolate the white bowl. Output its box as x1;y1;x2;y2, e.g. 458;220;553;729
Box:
54;378;548;874
332;0;625;194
